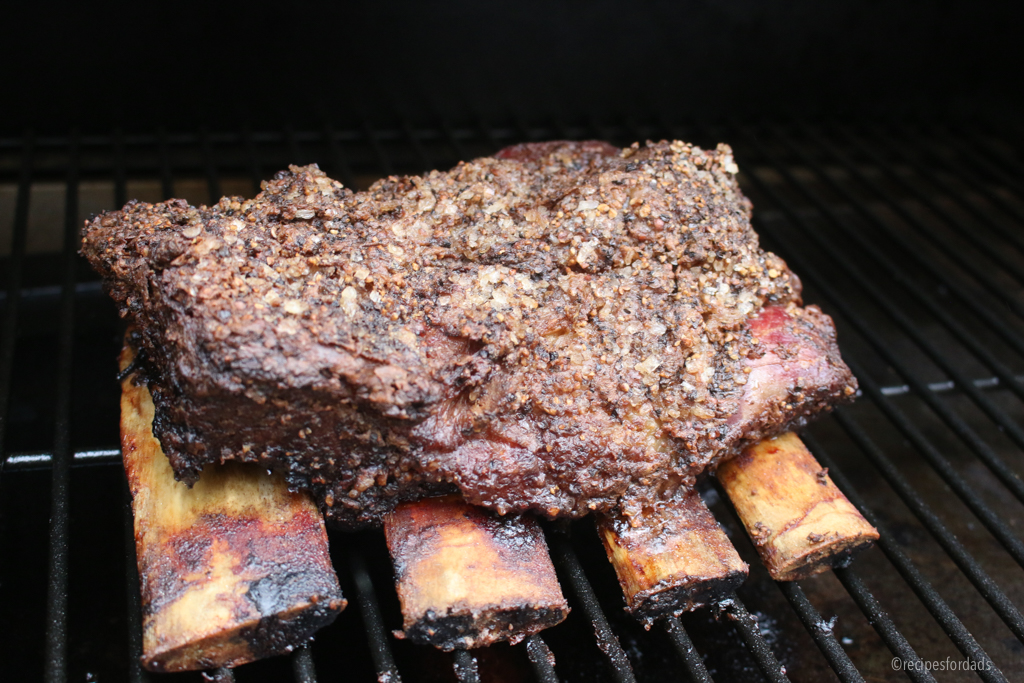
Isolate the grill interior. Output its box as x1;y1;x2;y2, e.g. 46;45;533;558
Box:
1;120;1023;682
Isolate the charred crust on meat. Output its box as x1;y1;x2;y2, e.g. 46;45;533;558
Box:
84;140;856;528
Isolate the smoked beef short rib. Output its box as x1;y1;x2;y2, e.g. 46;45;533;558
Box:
82;140;856;528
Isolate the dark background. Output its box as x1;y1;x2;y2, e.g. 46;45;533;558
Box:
4;0;1024;133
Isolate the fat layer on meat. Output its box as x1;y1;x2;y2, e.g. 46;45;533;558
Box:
82;140;856;528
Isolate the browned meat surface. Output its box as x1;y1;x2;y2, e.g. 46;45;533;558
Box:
82;140;856;528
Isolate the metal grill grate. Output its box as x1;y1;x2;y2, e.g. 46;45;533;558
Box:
1;119;1023;682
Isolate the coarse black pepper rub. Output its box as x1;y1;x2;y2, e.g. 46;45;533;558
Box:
82;140;855;528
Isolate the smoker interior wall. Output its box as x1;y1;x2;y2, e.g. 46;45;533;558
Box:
4;0;1023;132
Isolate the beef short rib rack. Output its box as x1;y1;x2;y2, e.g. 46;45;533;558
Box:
82;140;856;528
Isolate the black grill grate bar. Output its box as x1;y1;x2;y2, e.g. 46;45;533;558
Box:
363;120;395;177
774;582;864;683
452;648;481;683
43;129;81;683
832;405;1024;642
547;523;638;683
157;127;174;203
741;125;1024;506
403;120;434;173
284;124;300;165
0;132;33;486
805;434;1008;683
113;128;128;207
777;125;1024;406
290;645;318;683
438;119;470;169
0;133;29;485
547;116;573;143
476;118;503;154
516;123;562;144
802;125;1024;357
524;634;560;683
201;125;223;203
322;122;357;190
723;598;792;683
662;616;715;683
834;568;936;683
730;130;1024;557
243;124;264;197
850;125;1024;268
201;124;220;198
348;550;402;683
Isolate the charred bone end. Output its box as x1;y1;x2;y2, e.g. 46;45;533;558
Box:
718;432;879;582
385;495;569;650
598;488;748;626
120;342;346;672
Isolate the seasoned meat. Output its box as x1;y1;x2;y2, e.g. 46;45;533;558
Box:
82;140;856;528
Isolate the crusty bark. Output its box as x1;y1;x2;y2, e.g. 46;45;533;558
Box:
718;432;879;581
598;489;747;625
83;140;855;528
120;344;346;672
384;495;568;650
